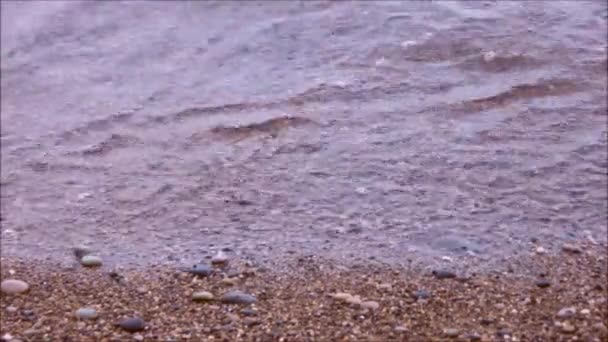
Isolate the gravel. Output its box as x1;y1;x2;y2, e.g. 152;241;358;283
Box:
0;246;606;341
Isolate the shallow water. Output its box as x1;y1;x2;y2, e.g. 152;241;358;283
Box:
1;1;607;271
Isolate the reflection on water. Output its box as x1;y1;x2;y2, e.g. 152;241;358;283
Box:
1;1;606;271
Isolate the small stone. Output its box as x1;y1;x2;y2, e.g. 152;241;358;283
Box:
345;295;362;306
580;308;590;315
72;245;93;260
361;301;379;310
464;333;482;341
444;328;460;338
75;307;98;320
494;303;505;310
119;317;145;333
193;291;215;302
220;291;256;305
332;292;353;302
561;243;582;254
184;264;213;277
535;279;551;288
1;279;29;294
226;313;240;322
535;246;546;254
136;286;148;294
81;255;103;267
244;317;261;327
412;290;431;300
561;322;576;333
221;277;239;286
6;306;18;313
557;307;576;318
241;308;257;317
394;325;408;333
592;322;608;333
211;251;229;266
133;334;144;341
377;283;392;291
432;270;456;279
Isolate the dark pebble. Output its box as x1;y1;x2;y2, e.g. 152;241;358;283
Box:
119;317;145;332
535;279;551;288
412;290;431;300
220;291;257;305
185;264;213;277
241;308;258;316
432;269;456;279
480;318;494;326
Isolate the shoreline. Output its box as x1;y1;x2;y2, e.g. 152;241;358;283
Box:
1;245;607;341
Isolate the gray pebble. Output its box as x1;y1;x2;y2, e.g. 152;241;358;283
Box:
75;307;98;320
185;264;213;277
535;279;551;288
241;308;257;316
432;269;456;279
118;317;145;332
81;255;103;267
557;307;576;318
412;290;431;300
72;245;93;260
220;291;256;305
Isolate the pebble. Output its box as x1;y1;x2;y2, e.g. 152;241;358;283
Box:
221;277;239;286
119;317;145;333
192;291;215;302
332;292;353;302
592;322;608;333
432;269;456;279
1;279;29;294
220;291;256;305
443;328;460;338
580;308;590;315
185;264;213;277
561;243;582;254
535;246;546;254
394;325;408;333
72;245;93;260
241;308;257;316
6;306;18;313
556;307;576;318
346;295;362;306
133;334;144;341
561;322;576;333
377;283;392;291
535;279;551;288
81;255;103;267
361;301;379;310
412;290;431;300
464;332;482;341
211;251;229;266
75;307;98;320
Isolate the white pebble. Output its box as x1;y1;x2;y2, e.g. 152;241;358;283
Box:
557;307;576;318
81;255;103;267
75;307;98;320
1;279;29;294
